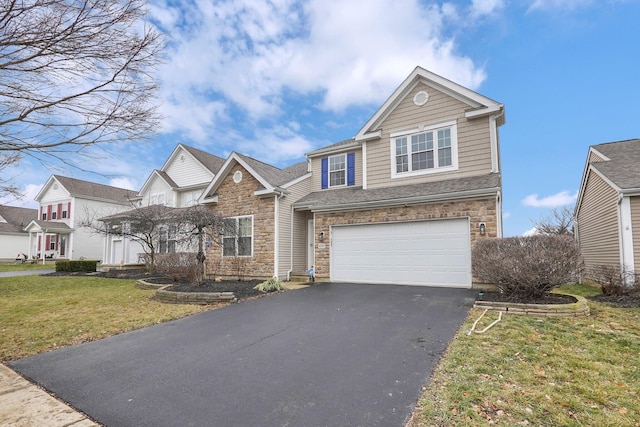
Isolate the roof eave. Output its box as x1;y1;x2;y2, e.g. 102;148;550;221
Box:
296;187;500;213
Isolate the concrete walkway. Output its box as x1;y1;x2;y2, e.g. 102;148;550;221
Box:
0;364;99;427
0;269;55;277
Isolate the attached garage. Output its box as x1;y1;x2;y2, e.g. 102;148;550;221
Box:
330;218;471;287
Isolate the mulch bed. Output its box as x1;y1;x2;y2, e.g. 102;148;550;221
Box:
477;292;577;305
45;270;270;300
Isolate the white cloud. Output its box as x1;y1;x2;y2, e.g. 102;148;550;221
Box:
470;0;505;17
0;184;42;209
523;226;539;236
149;0;487;141
109;177;138;191
528;0;593;12
502;211;511;219
521;190;578;208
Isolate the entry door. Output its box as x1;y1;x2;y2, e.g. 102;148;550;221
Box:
59;235;67;256
307;219;314;270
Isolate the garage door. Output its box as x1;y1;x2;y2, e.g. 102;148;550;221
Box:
330;218;471;287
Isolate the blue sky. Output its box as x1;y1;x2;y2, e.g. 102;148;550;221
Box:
3;0;639;236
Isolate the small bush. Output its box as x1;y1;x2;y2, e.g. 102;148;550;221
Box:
155;252;199;283
586;264;637;296
472;235;582;299
55;260;98;272
254;277;285;293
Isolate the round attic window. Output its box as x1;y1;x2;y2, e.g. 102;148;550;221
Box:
233;170;243;183
413;90;429;106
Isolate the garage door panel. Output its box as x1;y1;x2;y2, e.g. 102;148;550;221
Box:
330;219;471;287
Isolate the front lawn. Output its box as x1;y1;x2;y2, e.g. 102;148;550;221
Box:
0;275;217;362
408;283;640;426
0;263;54;272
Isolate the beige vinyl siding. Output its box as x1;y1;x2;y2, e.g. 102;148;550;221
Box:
277;176;311;278
366;82;493;189
310;148;363;192
141;177;174;207
165;147;214;188
631;196;640;269
292;211;313;274
577;171;620;273
588;150;607;163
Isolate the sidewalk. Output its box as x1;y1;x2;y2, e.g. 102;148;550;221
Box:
0;364;99;427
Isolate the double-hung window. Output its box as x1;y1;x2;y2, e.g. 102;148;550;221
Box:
329;154;346;187
222;216;253;257
391;120;457;177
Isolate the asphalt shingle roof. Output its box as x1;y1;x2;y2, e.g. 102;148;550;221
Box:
182;145;226;174
0;205;37;234
53;175;135;204
294;173;501;210
591;139;640;190
306;139;358;157
236;154;308;188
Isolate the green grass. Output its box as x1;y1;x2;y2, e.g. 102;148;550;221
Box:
0;275;217;362
409;283;640;427
0;263;55;272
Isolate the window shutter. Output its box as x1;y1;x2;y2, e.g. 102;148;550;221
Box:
46;235;51;249
347;152;355;186
47;205;52;219
37;235;41;251
321;157;328;189
57;204;62;219
67;202;71;218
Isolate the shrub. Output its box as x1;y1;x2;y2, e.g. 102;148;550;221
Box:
585;264;637;296
472;235;582;299
254;277;285;293
55;260;98;272
155;252;199;283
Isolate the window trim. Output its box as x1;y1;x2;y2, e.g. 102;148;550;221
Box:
222;215;254;258
390;120;458;179
328;153;346;188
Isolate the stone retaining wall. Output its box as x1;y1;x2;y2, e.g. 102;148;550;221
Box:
136;279;237;304
473;292;590;317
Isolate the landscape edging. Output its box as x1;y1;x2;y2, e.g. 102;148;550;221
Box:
473;291;590;317
136;279;237;304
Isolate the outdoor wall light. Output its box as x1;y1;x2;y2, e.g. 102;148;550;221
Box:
479;222;486;236
319;231;325;242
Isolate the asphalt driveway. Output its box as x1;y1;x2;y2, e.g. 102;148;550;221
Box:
10;283;476;427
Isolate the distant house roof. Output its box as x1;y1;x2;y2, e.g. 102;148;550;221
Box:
294;173;501;212
236;153;309;188
590;139;640;190
180;144;226;174
47;175;135;204
0;205;37;234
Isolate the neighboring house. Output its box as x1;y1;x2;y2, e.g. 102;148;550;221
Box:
202;66;505;287
575;138;640;279
0;205;37;260
102;144;226;265
24;175;135;261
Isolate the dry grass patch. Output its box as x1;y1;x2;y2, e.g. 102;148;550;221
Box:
408;284;640;427
1;275;219;362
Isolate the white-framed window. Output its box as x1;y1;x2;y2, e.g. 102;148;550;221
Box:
51;211;57;220
391;120;458;178
62;209;67;219
183;190;201;207
150;192;166;206
158;226;176;253
329;154;346;187
222;216;253;257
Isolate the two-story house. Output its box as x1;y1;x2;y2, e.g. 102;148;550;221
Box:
101;144;226;265
24;175;135;261
202;66;504;287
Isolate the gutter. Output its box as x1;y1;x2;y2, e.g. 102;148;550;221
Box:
296;187;500;213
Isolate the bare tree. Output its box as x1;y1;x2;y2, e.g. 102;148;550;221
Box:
0;0;163;197
89;204;227;280
531;206;574;236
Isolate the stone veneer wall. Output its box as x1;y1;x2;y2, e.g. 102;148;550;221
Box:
205;164;275;278
312;197;497;280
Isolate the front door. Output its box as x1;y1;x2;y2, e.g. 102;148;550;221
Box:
59;235;67;257
307;219;314;270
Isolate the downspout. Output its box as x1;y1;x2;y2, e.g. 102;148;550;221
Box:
287;204;294;282
274;191;285;279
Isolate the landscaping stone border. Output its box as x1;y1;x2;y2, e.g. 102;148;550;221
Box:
136;279;237;304
473;291;590;317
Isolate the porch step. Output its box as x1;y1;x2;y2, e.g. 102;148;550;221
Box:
288;274;312;284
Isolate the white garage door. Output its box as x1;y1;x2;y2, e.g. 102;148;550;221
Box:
330;218;471;287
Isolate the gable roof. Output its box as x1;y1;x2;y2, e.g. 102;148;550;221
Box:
0;205;37;234
201;152;310;201
306;138;359;158
355;66;505;141
180;144;226;174
293;173;501;212
36;175;135;205
589;139;640;191
23;219;73;233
